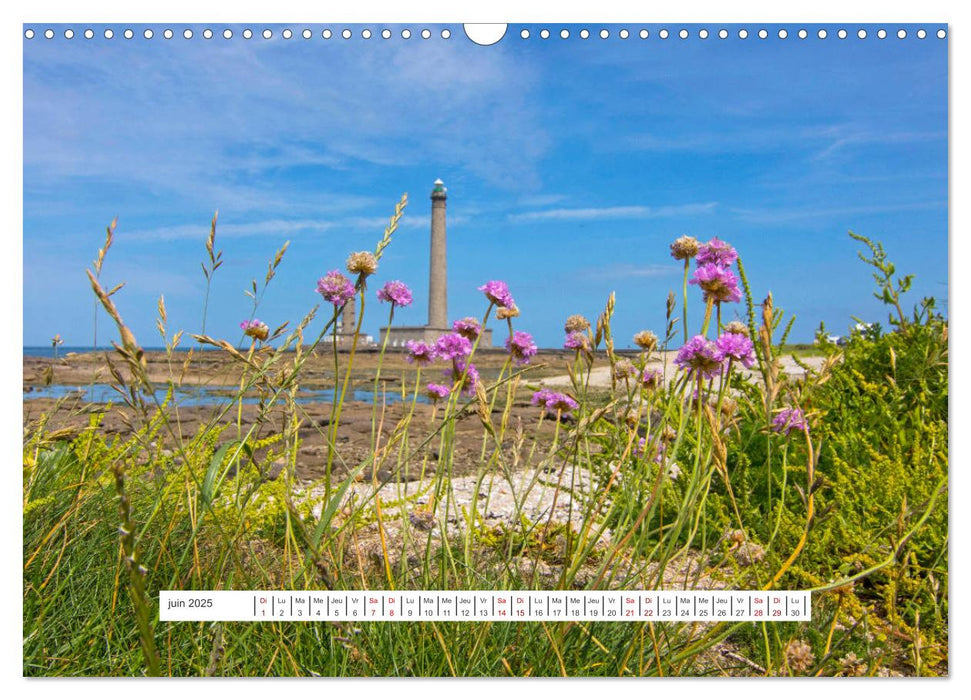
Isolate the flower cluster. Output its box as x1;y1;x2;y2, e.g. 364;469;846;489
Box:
452;317;482;341
316;270;356;307
426;383;451;401
674;335;724;380
771;407;808;435
670;235;701;261
640;368;662;390
376;280;413;307
714;331;756;368
633;330;658;352
240;318;269;342
564;314;591;333
506;330;538;365
346;251;378;277
405;340;435;366
564;330;590;351
433;332;473;361
690;263;742;304
531;389;579;417
478;280;515;309
696;237;738;267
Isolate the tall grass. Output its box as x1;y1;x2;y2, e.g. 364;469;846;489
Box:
23;213;947;677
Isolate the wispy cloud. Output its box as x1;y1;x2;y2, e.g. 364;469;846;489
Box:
509;202;717;223
578;263;679;281
731;200;947;225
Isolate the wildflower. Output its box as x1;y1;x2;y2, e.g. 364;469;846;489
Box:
376;280;413;307
530;390;579;417
783;639;815;674
478;280;515;309
674;335;724;380
505;330;538;365
633;330;658;352
635;437;666;465
432;332;473;361
345;251;378;277
771;407;808;435
405;340;435;366
715;331;756;368
724;320;749;337
452;317;481;341
690;263;742;304
613;360;638;382
695;237;738;267
641;368;662;390
496;304;520;320
316;270;356;307
446;361;479;396
666;462;682;480
669;235;701;261
240;318;269;342
564;314;591;333
564;331;590;351
425;383;451;401
836;653;868;677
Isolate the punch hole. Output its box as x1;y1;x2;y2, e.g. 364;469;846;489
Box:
163;29;173;39
659;29;668;39
798;29;808;39
463;24;506;45
600;29;609;39
105;28;114;39
183;29;192;39
64;29;74;39
243;29;253;39
323;29;333;39
302;29;312;39
718;29;728;39
223;29;233;39
838;29;847;39
540;29;550;39
582;29;591;39
738;29;748;39
342;29;352;39
124;29;133;40
203;29;213;39
937;29;946;39
620;29;630;39
282;29;293;39
85;29;94;39
363;29;374;39
897;29;907;39
421;29;431;39
441;29;451;39
858;29;867;39
381;29;391;39
699;29;709;39
639;29;648;39
877;29;887;39
143;29;153;39
678;29;687;39
560;29;569;39
817;29;827;39
263;29;272;39
401;29;411;39
778;29;788;39
24;28;34;39
758;29;767;39
520;29;529;39
917;29;926;39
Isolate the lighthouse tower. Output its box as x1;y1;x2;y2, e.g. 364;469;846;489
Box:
379;179;492;348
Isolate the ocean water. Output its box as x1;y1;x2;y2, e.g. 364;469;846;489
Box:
24;346;215;358
24;382;429;406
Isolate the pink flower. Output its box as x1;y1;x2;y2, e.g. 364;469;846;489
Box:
564;331;590;351
674;335;724;380
376;280;413;307
446;361;480;396
478;280;515;309
715;331;756;368
240;318;269;342
452;317;482;341
505;330;538;365
406;340;435;366
530;389;578;417
316;270;356;307
690;263;742;304
695;237;738;267
772;407;808;435
426;383;451;401
433;332;473;361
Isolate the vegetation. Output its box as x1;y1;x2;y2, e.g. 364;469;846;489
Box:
23;206;947;677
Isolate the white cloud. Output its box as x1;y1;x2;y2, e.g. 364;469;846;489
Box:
509;202;717;223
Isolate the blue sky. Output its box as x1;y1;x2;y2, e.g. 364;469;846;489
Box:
23;24;948;349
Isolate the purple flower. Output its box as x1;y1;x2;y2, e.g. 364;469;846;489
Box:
426;383;451;401
452;317;482;341
715;332;756;368
530;389;578;417
635;437;667;465
674;335;725;380
771;407;808;435
689;263;742;304
478;280;515;309
446;361;480;396
564;331;590;351
240;318;269;342
316;270;356;307
695;237;738;267
405;340;435;366
376;280;413;307
505;330;538;365
641;368;663;390
432;332;473;361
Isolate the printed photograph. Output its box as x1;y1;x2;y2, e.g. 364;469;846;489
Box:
22;22;948;677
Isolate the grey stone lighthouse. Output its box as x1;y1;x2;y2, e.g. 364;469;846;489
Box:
427;179;449;329
379;179;492;348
